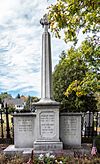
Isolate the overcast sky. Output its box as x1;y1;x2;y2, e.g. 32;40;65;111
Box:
0;0;70;97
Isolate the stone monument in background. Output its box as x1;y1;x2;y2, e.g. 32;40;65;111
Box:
33;14;63;152
4;14;82;155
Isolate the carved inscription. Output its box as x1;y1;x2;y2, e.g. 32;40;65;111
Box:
40;112;55;138
17;118;32;132
63;116;78;136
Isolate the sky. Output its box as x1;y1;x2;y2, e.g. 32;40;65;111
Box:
0;0;86;98
0;0;69;98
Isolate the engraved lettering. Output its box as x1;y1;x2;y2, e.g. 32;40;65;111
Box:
40;112;55;138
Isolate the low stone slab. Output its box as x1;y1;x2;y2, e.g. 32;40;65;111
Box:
4;145;33;155
34;141;63;151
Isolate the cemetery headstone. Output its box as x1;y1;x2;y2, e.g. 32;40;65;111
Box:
60;113;82;148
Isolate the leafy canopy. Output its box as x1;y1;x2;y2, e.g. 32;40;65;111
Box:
48;0;99;112
0;92;12;100
65;36;100;97
53;39;99;111
48;0;99;44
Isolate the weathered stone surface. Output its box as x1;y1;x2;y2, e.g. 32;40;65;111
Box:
4;145;33;155
14;113;36;148
40;14;52;100
34;141;63;151
34;105;59;141
33;15;63;151
34;104;63;151
60;113;82;148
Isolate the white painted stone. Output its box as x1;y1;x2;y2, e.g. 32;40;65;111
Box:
14;113;36;148
60;113;82;147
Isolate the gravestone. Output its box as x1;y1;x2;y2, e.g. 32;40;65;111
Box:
4;113;36;154
14;113;36;148
60;113;82;148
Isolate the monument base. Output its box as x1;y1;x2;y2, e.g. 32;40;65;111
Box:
33;99;63;152
34;141;63;151
4;145;33;155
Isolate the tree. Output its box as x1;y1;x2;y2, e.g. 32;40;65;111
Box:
65;37;99;97
24;96;39;112
7;104;15;113
53;40;98;112
0;92;12;100
16;93;21;99
0;92;15;113
95;92;100;111
48;0;99;44
48;0;99;112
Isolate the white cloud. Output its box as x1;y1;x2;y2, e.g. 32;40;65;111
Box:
0;0;67;97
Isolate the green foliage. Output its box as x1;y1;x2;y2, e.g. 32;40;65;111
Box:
65;37;99;98
0;93;14;113
95;92;100;111
48;1;99;112
53;38;99;112
48;0;99;44
24;96;39;111
8;105;15;113
0;92;12;100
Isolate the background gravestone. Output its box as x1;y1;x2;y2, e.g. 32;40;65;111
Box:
14;113;36;148
60;113;82;148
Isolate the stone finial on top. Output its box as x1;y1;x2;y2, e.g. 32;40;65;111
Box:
40;14;50;32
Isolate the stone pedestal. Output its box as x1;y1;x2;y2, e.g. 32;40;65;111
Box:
34;100;63;152
60;113;82;148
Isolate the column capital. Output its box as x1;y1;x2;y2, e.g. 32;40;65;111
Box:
40;14;50;32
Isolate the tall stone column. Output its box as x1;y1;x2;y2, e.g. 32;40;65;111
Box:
40;14;52;100
33;14;63;153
